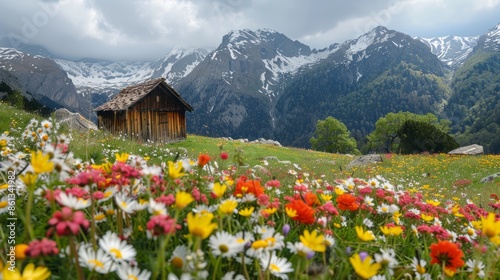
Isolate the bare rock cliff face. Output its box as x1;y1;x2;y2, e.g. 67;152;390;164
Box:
0;48;90;117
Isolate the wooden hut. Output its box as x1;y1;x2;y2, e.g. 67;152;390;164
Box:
94;78;193;142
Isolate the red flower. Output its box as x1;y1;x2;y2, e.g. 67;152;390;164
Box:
234;176;265;197
429;240;465;272
304;192;320;207
220;152;229;160
47;207;89;236
198;153;211;167
336;193;359;211
285;199;316;225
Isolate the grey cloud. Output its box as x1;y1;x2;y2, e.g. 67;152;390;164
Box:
0;0;499;60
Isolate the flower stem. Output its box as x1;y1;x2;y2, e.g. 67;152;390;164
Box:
24;186;35;241
69;235;84;280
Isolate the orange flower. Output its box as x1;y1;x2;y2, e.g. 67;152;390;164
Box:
304;192;320;207
233;176;265;197
197;153;211;167
336;193;359;211
285;199;315;225
429;240;465;273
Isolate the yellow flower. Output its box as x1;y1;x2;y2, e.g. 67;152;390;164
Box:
425;199;440;206
451;204;465;218
320;194;333;201
392;211;402;225
285;207;297;218
334;187;345;195
262;207;277;216
380;225;403;236
186;212;217;239
218;199;238;215
31;151;54;174
481;212;500;244
212;182;227;198
167;161;185;179
239;207;254;217
115;153;129;163
471;220;482;231
349;253;381;279
355;226;375;242
2;263;51;280
14;244;29;260
175;191;194;210
421;213;434;222
19;172;38;187
300;229;326;252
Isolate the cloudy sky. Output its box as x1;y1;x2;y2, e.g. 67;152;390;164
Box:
0;0;499;61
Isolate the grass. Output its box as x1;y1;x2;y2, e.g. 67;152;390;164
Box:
2;101;499;210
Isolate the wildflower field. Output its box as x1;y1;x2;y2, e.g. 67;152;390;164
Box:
0;103;499;279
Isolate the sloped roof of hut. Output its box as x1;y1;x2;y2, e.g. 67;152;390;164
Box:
93;77;193;112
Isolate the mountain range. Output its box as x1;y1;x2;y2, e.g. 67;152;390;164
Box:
0;22;499;153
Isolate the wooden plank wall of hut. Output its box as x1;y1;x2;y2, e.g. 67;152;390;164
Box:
97;111;126;134
127;85;187;142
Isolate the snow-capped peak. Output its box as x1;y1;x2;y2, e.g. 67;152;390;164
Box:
417;35;478;69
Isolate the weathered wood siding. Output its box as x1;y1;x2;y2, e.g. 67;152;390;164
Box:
97;84;188;142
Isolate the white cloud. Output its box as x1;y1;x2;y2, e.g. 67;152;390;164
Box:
0;0;498;60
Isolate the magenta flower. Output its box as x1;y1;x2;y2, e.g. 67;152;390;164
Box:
26;238;59;257
47;207;90;236
66;168;106;187
146;214;180;236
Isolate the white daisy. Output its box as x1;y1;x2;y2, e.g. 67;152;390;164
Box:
148;198;168;216
374;248;398;275
208;231;244;258
97;186;117;203
259;251;293;280
78;243;116;274
57;192;90;210
115;193;138;214
364;196;374;206
93;211;107;223
286;241;313;257
363;218;374;228
466;259;485;278
367;178;380;188
222;271;246;280
99;231;136;263
169;245;189;270
116;263;151;280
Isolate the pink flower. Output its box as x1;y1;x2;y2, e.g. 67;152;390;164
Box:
155;194;175;206
265;180;280;188
66;168;106;187
26;238;59;257
257;194;270;207
65;186;89;198
47;207;89;236
318;201;339;216
146;214;180;236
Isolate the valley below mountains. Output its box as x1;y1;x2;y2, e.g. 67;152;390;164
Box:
1;23;499;153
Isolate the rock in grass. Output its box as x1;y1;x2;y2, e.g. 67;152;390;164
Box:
448;144;484;155
54;108;97;132
346;154;383;169
480;172;500;183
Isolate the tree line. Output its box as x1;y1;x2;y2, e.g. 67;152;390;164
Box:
310;112;459;155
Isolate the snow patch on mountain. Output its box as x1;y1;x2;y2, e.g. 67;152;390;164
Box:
417;35;478;69
54;48;210;98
